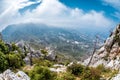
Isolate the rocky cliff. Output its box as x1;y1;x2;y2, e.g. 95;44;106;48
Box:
83;24;120;69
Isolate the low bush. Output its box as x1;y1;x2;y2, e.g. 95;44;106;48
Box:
67;63;85;76
56;72;75;80
0;51;8;72
81;67;101;80
28;66;56;80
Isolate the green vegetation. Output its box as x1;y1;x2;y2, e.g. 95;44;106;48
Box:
96;64;110;73
96;64;119;79
81;67;101;80
11;43;19;51
6;53;24;69
0;40;9;54
25;60;75;80
28;66;56;80
2;24;93;60
56;72;75;80
67;63;118;80
67;63;101;80
41;49;48;55
0;38;119;80
34;59;54;67
67;63;84;76
0;40;25;72
0;51;8;72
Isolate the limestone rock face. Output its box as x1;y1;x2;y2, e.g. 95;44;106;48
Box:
16;40;31;53
83;24;120;69
46;50;56;61
23;50;43;65
111;73;120;80
49;64;66;73
0;69;30;80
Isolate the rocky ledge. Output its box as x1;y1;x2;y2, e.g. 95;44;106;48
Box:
0;69;30;80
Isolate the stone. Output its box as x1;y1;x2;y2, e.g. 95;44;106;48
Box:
23;50;43;65
111;73;120;80
0;69;30;80
83;24;120;69
49;64;66;73
46;50;56;61
16;71;30;80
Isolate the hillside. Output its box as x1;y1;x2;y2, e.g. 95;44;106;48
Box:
2;23;94;60
0;37;119;80
1;24;120;80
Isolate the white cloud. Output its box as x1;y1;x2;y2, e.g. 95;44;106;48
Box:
0;0;114;31
102;0;120;19
103;0;120;10
0;0;41;30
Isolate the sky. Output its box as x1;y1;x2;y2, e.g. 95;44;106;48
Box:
0;0;120;31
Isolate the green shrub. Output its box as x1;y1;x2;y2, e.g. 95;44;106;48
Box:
81;67;101;80
41;49;48;55
67;63;84;76
35;59;53;67
109;70;119;78
0;40;25;71
11;43;19;51
6;53;24;69
28;66;56;80
0;51;8;72
96;64;118;79
0;40;9;54
56;72;75;80
96;64;110;73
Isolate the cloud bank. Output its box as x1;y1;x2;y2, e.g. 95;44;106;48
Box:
0;0;114;31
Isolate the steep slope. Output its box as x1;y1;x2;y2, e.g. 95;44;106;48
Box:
2;23;93;60
83;24;120;69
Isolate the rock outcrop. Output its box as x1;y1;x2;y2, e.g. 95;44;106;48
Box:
49;64;66;73
111;73;120;80
0;69;30;80
111;74;120;80
23;46;56;65
45;50;56;61
83;24;120;69
23;50;44;65
16;40;30;53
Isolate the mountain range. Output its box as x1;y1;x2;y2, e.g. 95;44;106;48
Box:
2;23;96;60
